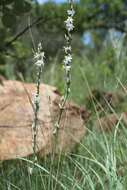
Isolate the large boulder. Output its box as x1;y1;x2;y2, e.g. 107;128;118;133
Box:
0;80;88;160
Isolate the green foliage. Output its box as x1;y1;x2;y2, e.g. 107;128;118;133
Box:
0;0;127;79
1;0;32;28
2;12;16;28
1;124;127;189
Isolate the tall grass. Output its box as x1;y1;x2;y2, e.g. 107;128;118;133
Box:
1;121;127;189
1;50;127;189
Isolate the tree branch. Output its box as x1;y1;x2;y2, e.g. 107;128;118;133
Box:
0;13;127;54
0;16;64;53
6;16;44;47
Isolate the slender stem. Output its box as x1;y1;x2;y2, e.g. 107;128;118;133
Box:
32;67;42;162
53;0;75;135
32;44;45;163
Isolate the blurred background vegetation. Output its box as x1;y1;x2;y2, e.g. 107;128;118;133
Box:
0;0;127;77
1;0;127;106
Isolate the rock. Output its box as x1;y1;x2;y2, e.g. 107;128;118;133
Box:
0;80;87;160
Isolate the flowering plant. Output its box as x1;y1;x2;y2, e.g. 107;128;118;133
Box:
32;43;45;162
53;0;75;135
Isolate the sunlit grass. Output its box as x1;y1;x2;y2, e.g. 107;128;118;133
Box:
1;45;127;189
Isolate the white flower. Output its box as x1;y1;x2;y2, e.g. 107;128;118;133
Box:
67;9;75;17
32;93;40;106
66;22;74;31
35;60;44;67
64;46;71;53
65;17;73;25
64;54;72;65
34;52;45;60
34;51;45;67
34;44;45;67
65;17;74;31
38;42;42;52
